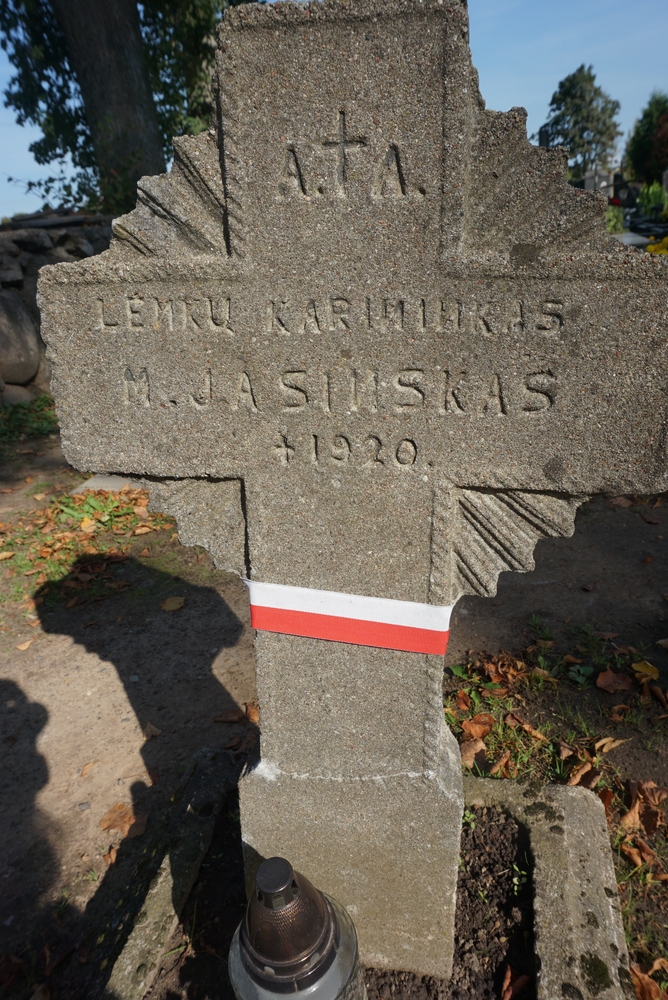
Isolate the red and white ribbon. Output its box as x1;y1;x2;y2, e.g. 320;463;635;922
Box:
245;580;453;655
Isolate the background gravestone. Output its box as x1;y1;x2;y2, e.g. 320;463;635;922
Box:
39;0;668;980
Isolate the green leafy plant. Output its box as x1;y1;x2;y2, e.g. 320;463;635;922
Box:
637;181;668;216
462;809;477;831
512;863;527;896
606;205;624;233
568;663;594;686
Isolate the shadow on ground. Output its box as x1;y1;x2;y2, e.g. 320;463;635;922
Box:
1;554;250;998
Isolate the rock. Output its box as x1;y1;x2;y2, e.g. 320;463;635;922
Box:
0;290;41;385
0;254;23;285
1;384;34;407
9;229;54;253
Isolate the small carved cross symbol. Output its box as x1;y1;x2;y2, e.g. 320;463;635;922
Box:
322;110;367;194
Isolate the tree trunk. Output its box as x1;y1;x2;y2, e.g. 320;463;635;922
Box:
48;0;166;212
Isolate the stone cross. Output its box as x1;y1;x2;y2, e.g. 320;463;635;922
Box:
39;0;668;981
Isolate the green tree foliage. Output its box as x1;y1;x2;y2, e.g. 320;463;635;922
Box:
0;0;98;205
539;65;621;180
0;0;250;210
625;91;668;184
140;0;235;157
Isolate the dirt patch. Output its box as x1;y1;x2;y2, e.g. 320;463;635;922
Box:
149;802;535;1000
365;806;534;1000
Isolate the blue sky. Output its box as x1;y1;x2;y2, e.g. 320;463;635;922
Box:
1;0;667;218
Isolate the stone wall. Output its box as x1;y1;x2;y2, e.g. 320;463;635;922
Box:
0;211;111;400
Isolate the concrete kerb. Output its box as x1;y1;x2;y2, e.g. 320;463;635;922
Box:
103;749;243;1000
463;775;634;1000
105;767;632;1000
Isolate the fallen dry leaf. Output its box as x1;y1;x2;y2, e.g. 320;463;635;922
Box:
596;668;632;693
639;805;661;838
103;847;117;866
139;547;151;557
43;944;74;978
598;787;613;822
622;843;645;869
630;965;661;1000
213;708;246;723
0;954;26;988
16;639;33;651
640;511;661;525
609;703;630;723
503;712;548;741
578;767;602;790
460;737;487;770
633;660;659;681
593;631;620;640
610;496;633;507
567;761;593;787
239;731;259;752
99;803;148;839
649;685;668;709
582;581;596;592
595;736;631;753
456;689;471;711
142;722;162;739
559;742;575;760
482;685;510;698
489;750;511;777
635;836;658;864
656;639;668;651
33;493;46;501
134;525;152;535
24;476;33;484
638;781;667;809
649;959;668;976
27;985;49;1000
642;555;654;564
620;801;642;833
461;712;494;739
224;734;243;750
564;654;583;664
161;596;185;611
0;551;15;561
80;761;100;778
500;964;530;1000
79;517;96;534
245;701;260;724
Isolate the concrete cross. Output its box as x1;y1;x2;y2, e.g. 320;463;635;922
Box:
39;0;668;981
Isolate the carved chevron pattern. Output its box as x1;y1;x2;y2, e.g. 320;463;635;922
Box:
111;131;229;257
430;487;586;605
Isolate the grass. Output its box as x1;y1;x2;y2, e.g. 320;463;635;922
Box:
448;612;668;983
0;394;58;446
0;487;176;617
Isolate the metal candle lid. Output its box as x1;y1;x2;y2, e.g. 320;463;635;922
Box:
240;857;339;992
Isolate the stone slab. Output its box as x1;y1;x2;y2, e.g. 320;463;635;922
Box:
71;474;139;494
105;749;242;1000
463;776;633;1000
